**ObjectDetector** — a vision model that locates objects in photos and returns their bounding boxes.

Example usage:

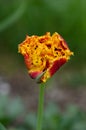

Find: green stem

[36,83,45,130]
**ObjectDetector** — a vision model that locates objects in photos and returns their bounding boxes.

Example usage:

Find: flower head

[18,32,73,83]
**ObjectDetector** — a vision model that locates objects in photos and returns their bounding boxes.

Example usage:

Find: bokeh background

[0,0,86,130]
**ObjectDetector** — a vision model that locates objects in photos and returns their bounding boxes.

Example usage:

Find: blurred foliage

[57,68,86,88]
[0,95,86,130]
[0,0,86,65]
[0,123,6,130]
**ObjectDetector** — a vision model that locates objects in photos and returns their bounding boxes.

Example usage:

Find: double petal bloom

[18,32,73,83]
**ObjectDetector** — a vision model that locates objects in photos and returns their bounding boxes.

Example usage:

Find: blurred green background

[0,0,86,130]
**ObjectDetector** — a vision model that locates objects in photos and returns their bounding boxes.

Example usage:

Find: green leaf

[0,123,7,130]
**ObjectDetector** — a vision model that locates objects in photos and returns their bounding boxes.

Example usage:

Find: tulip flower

[18,32,73,130]
[18,32,73,83]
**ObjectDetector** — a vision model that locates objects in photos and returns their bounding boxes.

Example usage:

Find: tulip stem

[36,83,45,130]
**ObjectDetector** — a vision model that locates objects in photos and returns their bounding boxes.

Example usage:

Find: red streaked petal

[59,35,69,50]
[49,58,67,76]
[29,71,42,79]
[24,54,32,69]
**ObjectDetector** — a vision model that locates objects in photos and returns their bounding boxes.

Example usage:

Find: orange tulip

[18,32,73,83]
